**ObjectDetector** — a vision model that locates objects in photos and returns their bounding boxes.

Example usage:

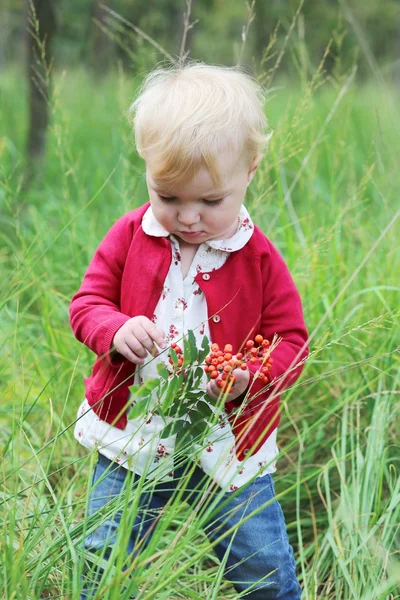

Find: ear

[247,153,263,184]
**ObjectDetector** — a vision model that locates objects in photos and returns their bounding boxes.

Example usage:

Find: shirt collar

[142,204,254,253]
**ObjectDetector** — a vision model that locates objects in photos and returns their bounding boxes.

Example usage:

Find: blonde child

[70,62,308,599]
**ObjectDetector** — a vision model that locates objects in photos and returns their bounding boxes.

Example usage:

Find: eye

[157,194,224,206]
[158,195,176,203]
[204,198,223,206]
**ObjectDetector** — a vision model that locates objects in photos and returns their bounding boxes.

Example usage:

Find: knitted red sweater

[70,203,308,461]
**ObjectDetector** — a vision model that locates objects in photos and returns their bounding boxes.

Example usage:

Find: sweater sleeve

[244,241,309,407]
[69,213,135,361]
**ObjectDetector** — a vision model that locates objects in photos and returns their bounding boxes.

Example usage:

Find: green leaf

[175,423,194,454]
[182,369,194,391]
[156,362,170,380]
[137,378,160,398]
[129,397,151,420]
[204,393,218,407]
[183,329,197,368]
[188,329,197,362]
[195,367,204,380]
[169,348,178,368]
[185,391,203,401]
[171,397,188,418]
[196,401,214,420]
[197,335,210,364]
[160,420,182,439]
[190,419,206,439]
[160,374,183,412]
[188,409,202,424]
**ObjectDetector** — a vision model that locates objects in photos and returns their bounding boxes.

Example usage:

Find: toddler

[70,62,308,599]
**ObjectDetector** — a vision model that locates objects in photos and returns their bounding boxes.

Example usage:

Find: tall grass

[0,53,399,599]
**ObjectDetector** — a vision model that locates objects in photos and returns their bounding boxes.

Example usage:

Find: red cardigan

[70,203,308,461]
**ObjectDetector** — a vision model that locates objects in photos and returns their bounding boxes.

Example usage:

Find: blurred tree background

[1,0,399,184]
[1,0,399,77]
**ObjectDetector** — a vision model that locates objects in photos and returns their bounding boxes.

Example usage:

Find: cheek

[152,203,175,227]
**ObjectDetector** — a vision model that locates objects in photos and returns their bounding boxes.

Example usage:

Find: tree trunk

[88,0,114,76]
[396,5,400,86]
[25,0,56,183]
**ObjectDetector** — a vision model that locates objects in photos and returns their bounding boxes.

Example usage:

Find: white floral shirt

[74,205,279,492]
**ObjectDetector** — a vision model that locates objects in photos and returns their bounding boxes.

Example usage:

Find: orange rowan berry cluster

[245,334,273,384]
[204,335,273,391]
[168,342,184,370]
[204,343,244,393]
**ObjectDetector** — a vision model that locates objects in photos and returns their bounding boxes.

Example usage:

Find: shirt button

[202,273,210,281]
[212,315,221,323]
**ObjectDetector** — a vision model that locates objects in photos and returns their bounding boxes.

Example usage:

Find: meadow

[0,62,399,599]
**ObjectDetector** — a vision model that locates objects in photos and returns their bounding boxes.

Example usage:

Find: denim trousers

[80,453,302,599]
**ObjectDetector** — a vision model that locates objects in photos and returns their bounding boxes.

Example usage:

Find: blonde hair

[129,62,272,189]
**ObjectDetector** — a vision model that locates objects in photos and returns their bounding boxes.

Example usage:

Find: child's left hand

[206,364,250,402]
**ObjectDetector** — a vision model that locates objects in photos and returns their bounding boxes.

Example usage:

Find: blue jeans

[80,453,301,599]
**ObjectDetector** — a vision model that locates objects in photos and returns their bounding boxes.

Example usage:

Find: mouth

[179,230,204,236]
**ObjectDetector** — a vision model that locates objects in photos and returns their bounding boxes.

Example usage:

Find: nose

[178,207,200,227]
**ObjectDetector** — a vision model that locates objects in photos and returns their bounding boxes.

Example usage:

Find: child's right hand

[112,316,167,365]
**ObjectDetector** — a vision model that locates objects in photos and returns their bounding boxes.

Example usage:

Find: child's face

[146,149,261,246]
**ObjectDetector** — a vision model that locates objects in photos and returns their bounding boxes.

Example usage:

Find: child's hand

[112,316,167,365]
[206,363,250,402]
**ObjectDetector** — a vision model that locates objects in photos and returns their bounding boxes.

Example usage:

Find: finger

[133,325,156,354]
[120,343,145,365]
[140,319,167,349]
[206,380,220,400]
[125,335,148,359]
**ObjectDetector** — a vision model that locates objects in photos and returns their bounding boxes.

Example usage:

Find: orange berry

[223,365,231,373]
[250,357,257,364]
[261,367,270,375]
[236,352,243,360]
[255,334,263,344]
[262,339,270,348]
[218,356,225,364]
[250,347,258,356]
[211,358,218,366]
[246,340,254,348]
[221,372,227,380]
[224,344,233,353]
[175,346,182,354]
[240,363,248,370]
[205,356,212,365]
[224,352,232,361]
[210,370,219,379]
[211,343,219,352]
[216,350,223,357]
